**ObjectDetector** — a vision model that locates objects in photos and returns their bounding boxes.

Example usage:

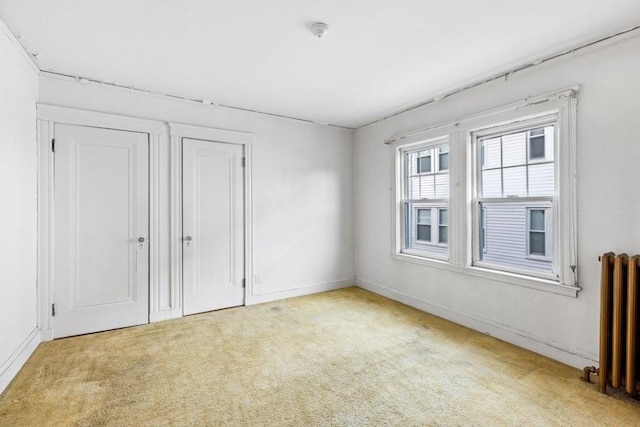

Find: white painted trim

[37,107,165,339]
[0,17,39,74]
[168,123,254,313]
[169,135,183,316]
[355,278,595,369]
[390,253,578,297]
[0,328,40,395]
[149,308,182,323]
[389,88,580,298]
[246,278,355,305]
[148,131,163,323]
[40,329,53,342]
[37,104,165,134]
[168,122,252,144]
[37,120,55,340]
[243,143,254,303]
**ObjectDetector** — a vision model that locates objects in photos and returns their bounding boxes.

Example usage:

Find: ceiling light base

[310,22,329,38]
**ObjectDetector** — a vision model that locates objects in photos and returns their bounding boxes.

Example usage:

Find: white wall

[38,74,355,313]
[354,33,640,368]
[0,25,39,393]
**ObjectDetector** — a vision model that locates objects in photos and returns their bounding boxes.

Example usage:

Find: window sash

[404,202,449,250]
[478,124,555,199]
[473,197,556,278]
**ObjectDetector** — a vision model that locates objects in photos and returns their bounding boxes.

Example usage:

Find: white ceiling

[1,1,639,128]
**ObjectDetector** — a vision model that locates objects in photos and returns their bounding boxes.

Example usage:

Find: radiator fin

[598,252,640,395]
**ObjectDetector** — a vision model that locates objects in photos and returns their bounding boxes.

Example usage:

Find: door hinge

[51,138,55,152]
[242,278,246,288]
[241,157,246,167]
[51,303,55,317]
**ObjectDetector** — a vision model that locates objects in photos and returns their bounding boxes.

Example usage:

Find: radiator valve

[582,366,598,383]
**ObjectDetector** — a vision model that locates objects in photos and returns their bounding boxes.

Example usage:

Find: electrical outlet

[255,274,261,285]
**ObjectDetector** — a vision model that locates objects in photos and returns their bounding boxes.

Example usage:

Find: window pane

[418,155,431,173]
[530,210,544,231]
[420,175,435,199]
[479,202,552,273]
[439,209,448,226]
[528,163,555,196]
[529,135,545,159]
[482,138,501,169]
[407,176,420,199]
[529,232,545,255]
[407,152,418,175]
[434,174,449,199]
[530,128,544,137]
[439,152,449,171]
[502,132,527,167]
[417,209,431,224]
[503,166,527,197]
[417,224,431,241]
[481,169,502,198]
[439,226,448,244]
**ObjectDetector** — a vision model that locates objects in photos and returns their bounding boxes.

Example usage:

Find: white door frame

[168,123,253,316]
[37,104,165,341]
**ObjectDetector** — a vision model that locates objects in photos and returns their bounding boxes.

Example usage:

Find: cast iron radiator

[584,252,640,395]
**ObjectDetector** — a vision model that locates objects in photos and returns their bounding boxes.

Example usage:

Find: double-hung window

[393,87,578,294]
[473,118,556,277]
[401,140,449,260]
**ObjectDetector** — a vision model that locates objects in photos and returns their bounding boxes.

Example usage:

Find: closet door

[182,138,244,315]
[53,124,149,338]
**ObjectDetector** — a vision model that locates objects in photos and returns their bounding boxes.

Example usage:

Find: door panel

[54,124,149,338]
[182,138,244,315]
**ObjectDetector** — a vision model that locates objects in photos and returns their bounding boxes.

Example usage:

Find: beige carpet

[1,287,638,426]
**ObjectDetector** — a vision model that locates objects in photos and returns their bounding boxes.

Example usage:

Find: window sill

[401,249,448,262]
[391,252,580,298]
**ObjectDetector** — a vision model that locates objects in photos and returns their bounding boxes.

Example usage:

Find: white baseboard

[246,277,355,305]
[40,328,53,342]
[0,328,40,396]
[149,308,182,323]
[356,278,597,369]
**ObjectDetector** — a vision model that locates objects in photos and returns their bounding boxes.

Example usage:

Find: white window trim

[471,115,557,280]
[525,207,552,261]
[528,128,547,160]
[398,136,451,261]
[409,205,448,252]
[389,86,579,298]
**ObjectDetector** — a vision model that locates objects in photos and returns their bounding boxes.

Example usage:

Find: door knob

[138,237,145,243]
[185,236,192,241]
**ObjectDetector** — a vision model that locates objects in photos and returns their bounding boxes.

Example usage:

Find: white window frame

[410,205,448,248]
[526,207,552,260]
[390,86,579,297]
[398,136,450,261]
[438,208,448,244]
[528,128,547,160]
[471,115,557,280]
[437,146,450,171]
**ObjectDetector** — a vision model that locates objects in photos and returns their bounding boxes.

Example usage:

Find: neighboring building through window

[402,141,449,259]
[393,88,578,292]
[474,122,555,276]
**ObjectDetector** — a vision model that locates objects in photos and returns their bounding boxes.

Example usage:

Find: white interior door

[53,124,149,338]
[182,138,244,315]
